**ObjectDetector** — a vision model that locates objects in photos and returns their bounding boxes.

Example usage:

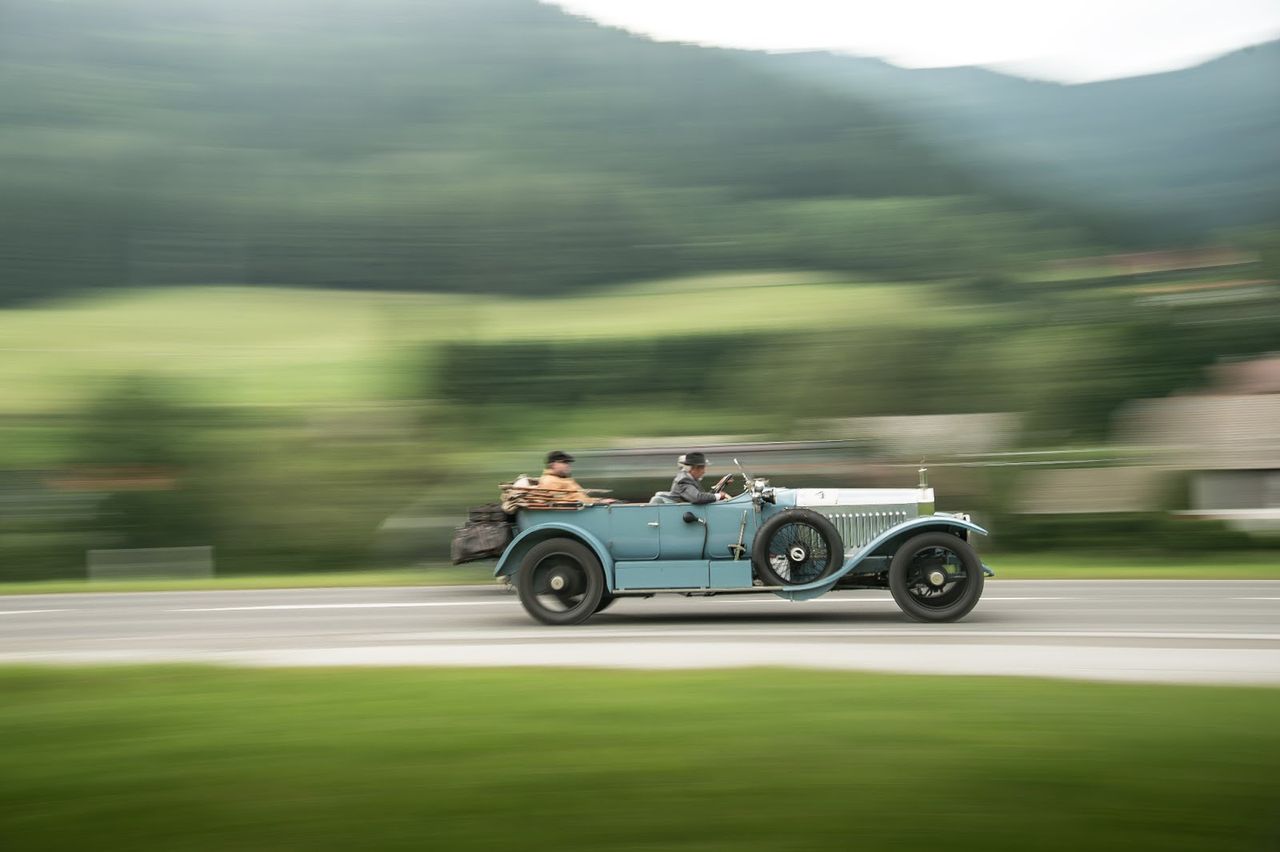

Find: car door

[607,505,660,560]
[658,498,756,559]
[648,501,752,588]
[655,503,707,559]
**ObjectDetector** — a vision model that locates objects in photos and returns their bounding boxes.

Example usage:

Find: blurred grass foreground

[1,666,1278,851]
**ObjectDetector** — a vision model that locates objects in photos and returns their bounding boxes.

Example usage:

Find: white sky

[548,0,1280,82]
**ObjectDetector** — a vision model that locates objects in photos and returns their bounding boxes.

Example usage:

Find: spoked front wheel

[888,531,984,622]
[751,509,843,587]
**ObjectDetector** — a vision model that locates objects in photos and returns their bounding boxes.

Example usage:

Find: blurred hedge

[993,512,1275,553]
[434,334,769,407]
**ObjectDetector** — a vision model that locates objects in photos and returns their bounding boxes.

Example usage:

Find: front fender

[775,515,988,600]
[494,523,615,587]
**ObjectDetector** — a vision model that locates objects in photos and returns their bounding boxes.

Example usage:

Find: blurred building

[813,413,1022,458]
[1119,356,1280,531]
[1014,466,1170,515]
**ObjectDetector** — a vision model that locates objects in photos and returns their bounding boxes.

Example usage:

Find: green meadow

[0,275,948,414]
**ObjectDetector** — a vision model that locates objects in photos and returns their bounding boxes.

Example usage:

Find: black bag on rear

[450,503,514,565]
[468,503,511,524]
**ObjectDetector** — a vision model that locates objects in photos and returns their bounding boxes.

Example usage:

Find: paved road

[2,581,1279,684]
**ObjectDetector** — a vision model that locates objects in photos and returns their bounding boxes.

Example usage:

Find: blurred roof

[814,413,1021,458]
[1016,466,1168,514]
[1208,355,1280,396]
[1120,394,1280,469]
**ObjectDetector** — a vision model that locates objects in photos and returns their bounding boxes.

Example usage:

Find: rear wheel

[888,532,984,622]
[516,538,604,625]
[752,509,843,587]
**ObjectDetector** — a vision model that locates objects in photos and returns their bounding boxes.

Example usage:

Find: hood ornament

[918,459,928,489]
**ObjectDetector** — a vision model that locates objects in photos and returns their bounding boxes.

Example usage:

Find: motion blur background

[2,0,1278,582]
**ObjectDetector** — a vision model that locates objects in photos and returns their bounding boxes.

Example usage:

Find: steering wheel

[711,473,734,495]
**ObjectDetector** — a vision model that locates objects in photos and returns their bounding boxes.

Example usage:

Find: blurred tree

[0,0,1103,305]
[73,377,216,549]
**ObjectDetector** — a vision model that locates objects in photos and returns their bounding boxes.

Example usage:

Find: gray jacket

[667,470,718,504]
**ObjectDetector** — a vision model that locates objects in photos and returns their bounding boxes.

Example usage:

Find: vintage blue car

[496,464,991,625]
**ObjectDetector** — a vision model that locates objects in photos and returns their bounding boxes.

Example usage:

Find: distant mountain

[0,0,1138,303]
[765,41,1280,233]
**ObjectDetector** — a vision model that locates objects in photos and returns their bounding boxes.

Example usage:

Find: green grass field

[0,566,496,595]
[1,666,1276,851]
[0,274,950,413]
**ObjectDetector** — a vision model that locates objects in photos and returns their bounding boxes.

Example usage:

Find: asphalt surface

[2,580,1279,684]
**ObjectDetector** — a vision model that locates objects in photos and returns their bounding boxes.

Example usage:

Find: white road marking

[361,627,1280,643]
[23,627,1280,646]
[0,609,69,616]
[5,644,1276,685]
[967,596,1070,601]
[172,601,514,612]
[720,596,1067,603]
[716,593,885,601]
[171,595,1066,613]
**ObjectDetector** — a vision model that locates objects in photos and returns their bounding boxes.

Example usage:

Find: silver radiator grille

[818,510,909,550]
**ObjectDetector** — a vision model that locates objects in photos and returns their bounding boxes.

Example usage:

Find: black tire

[888,531,984,623]
[516,537,605,626]
[593,594,617,614]
[752,509,843,587]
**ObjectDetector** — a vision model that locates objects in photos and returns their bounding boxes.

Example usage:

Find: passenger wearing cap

[537,451,612,505]
[667,452,729,504]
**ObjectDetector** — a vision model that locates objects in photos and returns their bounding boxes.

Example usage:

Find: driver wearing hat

[537,450,612,504]
[668,451,729,504]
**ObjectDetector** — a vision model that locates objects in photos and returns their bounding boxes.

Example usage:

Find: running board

[611,586,783,596]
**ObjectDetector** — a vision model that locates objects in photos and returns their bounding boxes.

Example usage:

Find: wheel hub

[788,545,808,563]
[549,574,566,591]
[927,569,947,587]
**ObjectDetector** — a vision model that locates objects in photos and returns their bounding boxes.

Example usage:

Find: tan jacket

[536,468,597,504]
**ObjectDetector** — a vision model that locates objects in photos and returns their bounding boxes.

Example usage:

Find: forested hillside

[1,0,1105,303]
[767,41,1280,234]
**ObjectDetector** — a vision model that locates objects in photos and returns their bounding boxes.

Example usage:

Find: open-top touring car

[492,462,992,625]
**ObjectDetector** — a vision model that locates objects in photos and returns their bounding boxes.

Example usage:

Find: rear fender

[774,515,988,600]
[494,524,615,589]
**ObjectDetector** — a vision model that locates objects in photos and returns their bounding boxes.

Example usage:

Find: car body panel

[615,560,709,589]
[609,506,661,560]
